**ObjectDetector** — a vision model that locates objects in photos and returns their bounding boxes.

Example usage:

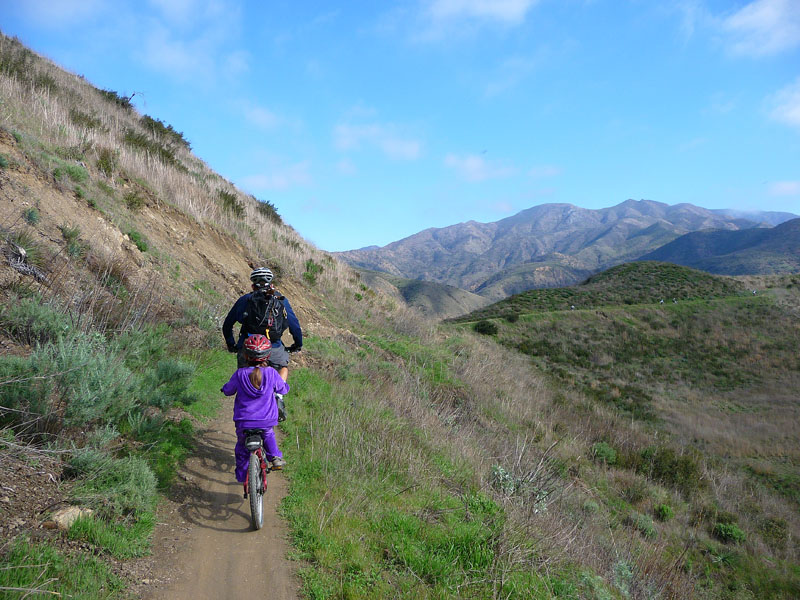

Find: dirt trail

[137,398,298,600]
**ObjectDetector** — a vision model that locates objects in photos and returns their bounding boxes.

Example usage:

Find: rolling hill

[639,217,800,275]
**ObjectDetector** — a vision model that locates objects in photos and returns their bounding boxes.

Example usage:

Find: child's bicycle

[242,428,270,530]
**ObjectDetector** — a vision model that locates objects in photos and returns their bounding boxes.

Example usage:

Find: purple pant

[234,426,281,482]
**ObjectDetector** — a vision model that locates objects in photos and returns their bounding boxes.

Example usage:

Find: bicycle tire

[248,450,264,530]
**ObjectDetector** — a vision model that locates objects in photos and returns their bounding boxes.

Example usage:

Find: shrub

[639,446,702,495]
[0,295,70,345]
[140,115,190,150]
[256,197,282,223]
[23,207,39,224]
[8,230,44,266]
[303,258,323,285]
[69,109,104,131]
[654,503,674,522]
[123,129,179,167]
[60,223,81,243]
[582,499,600,514]
[626,512,656,538]
[96,147,117,177]
[124,189,145,211]
[713,522,746,544]
[68,449,157,519]
[504,312,519,323]
[218,189,244,218]
[53,163,88,183]
[473,320,498,335]
[126,228,148,252]
[0,154,9,168]
[97,88,133,111]
[591,441,617,466]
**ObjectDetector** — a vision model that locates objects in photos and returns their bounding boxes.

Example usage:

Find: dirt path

[136,398,298,600]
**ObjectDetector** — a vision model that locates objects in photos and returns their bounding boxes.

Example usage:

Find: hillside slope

[2,33,799,600]
[639,217,800,274]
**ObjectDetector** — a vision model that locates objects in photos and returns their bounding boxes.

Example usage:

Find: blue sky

[2,0,799,251]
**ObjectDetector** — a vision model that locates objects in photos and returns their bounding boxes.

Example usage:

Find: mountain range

[337,200,798,302]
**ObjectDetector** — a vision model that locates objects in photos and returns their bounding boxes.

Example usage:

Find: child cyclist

[221,334,289,487]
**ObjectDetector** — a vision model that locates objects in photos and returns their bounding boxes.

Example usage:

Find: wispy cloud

[427,0,538,25]
[767,77,800,129]
[336,158,357,176]
[444,153,516,181]
[485,55,540,97]
[528,165,563,178]
[721,0,800,57]
[242,103,280,129]
[9,0,111,28]
[769,181,800,196]
[334,123,422,160]
[240,161,312,191]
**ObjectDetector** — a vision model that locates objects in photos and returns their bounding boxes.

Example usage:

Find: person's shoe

[271,457,286,470]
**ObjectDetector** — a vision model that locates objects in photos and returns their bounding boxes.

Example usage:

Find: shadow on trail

[168,427,254,533]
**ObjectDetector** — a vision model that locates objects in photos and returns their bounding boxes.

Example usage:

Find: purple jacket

[221,366,289,428]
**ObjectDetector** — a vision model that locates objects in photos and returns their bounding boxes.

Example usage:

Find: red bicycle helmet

[243,334,271,362]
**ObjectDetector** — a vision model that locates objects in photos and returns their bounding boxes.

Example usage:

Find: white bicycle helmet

[249,267,274,284]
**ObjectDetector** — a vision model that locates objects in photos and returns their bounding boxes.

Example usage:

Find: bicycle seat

[243,429,265,451]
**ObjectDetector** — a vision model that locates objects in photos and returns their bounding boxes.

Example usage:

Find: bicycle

[242,428,270,530]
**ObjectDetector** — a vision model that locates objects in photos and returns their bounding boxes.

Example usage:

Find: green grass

[279,338,574,599]
[0,538,128,599]
[69,512,155,558]
[185,348,229,421]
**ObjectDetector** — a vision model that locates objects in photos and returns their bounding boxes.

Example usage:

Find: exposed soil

[130,396,299,600]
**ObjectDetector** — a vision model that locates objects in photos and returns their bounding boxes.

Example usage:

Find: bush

[473,320,498,335]
[97,88,133,111]
[140,115,190,150]
[53,163,88,183]
[124,189,145,211]
[591,441,617,466]
[68,449,157,519]
[303,258,323,285]
[654,503,674,522]
[256,197,282,224]
[123,129,179,167]
[69,109,105,131]
[218,189,244,218]
[23,207,39,224]
[96,147,117,177]
[639,446,702,495]
[126,228,148,252]
[626,512,656,538]
[713,522,746,544]
[504,312,519,323]
[0,295,71,345]
[0,154,9,168]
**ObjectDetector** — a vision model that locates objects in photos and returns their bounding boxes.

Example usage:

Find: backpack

[241,291,288,343]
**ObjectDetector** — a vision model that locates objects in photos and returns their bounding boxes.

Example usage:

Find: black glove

[277,397,286,422]
[287,343,301,353]
[227,343,237,353]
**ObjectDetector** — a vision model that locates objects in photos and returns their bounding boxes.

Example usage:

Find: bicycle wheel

[248,450,264,530]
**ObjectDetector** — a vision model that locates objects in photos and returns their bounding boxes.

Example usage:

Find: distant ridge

[639,218,800,275]
[337,199,778,299]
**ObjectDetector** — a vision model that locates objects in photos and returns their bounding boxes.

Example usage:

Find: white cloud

[768,77,800,129]
[769,181,800,196]
[428,0,538,24]
[722,0,800,57]
[485,55,540,97]
[528,165,563,178]
[444,153,516,181]
[240,162,312,191]
[336,158,357,175]
[243,104,280,129]
[334,123,421,160]
[10,0,110,28]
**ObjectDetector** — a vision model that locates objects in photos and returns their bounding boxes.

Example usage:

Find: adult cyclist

[222,267,302,383]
